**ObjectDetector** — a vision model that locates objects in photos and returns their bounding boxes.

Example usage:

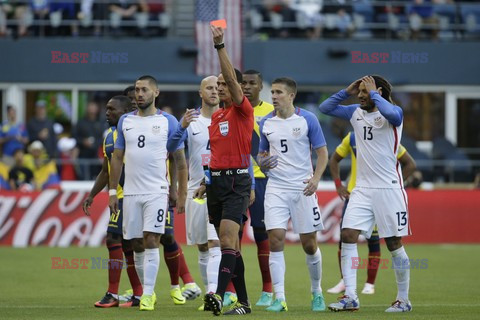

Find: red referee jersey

[209,96,254,169]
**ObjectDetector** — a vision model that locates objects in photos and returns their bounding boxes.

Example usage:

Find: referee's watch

[214,43,225,50]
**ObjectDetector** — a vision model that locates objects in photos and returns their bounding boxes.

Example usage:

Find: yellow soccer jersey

[104,127,124,199]
[336,132,407,193]
[251,100,274,178]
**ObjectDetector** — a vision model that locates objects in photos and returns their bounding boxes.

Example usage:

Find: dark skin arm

[108,148,125,214]
[83,158,109,216]
[399,150,416,181]
[171,148,188,214]
[329,151,350,200]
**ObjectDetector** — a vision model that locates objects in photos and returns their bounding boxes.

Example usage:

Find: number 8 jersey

[114,110,180,195]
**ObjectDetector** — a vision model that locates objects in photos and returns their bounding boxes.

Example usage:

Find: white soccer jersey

[259,108,326,191]
[186,114,211,191]
[350,108,404,188]
[115,110,180,195]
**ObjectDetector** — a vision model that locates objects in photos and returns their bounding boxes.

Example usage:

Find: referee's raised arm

[211,25,243,105]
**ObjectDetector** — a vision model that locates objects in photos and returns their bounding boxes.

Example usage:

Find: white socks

[306,248,322,294]
[341,242,358,299]
[198,250,209,288]
[391,246,410,302]
[143,248,160,295]
[269,251,286,301]
[134,251,145,286]
[207,246,221,293]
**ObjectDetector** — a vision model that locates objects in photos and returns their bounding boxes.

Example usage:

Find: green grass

[1,244,479,319]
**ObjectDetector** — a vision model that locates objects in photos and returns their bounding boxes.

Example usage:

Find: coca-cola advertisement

[1,189,479,247]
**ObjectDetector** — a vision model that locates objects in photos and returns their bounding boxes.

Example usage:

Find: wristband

[334,178,342,189]
[108,189,117,196]
[214,43,225,50]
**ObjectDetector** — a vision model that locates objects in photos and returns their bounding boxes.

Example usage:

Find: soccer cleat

[204,293,223,316]
[170,287,186,305]
[139,294,155,311]
[255,291,273,306]
[223,291,238,308]
[327,279,345,294]
[223,301,252,315]
[328,295,359,312]
[361,283,375,295]
[94,292,119,308]
[311,292,326,311]
[118,289,133,302]
[181,283,202,300]
[385,300,412,312]
[266,299,288,312]
[198,302,212,311]
[119,296,140,307]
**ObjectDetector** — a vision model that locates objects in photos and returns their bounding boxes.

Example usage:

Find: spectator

[254,0,297,38]
[321,0,355,38]
[0,159,9,190]
[23,140,60,190]
[138,0,170,36]
[27,100,57,159]
[289,0,324,38]
[74,101,106,180]
[108,0,138,36]
[30,0,51,36]
[48,0,79,36]
[1,105,29,166]
[57,136,78,181]
[8,148,34,191]
[0,0,10,37]
[78,0,107,36]
[409,0,439,40]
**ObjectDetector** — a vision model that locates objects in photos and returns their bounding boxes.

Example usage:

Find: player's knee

[302,241,317,255]
[132,238,144,252]
[122,239,133,252]
[160,233,174,246]
[208,239,220,249]
[340,228,359,243]
[197,243,208,252]
[385,237,402,251]
[106,232,121,247]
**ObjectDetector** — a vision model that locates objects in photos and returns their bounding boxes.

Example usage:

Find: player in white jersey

[319,75,412,313]
[257,77,329,313]
[167,76,221,310]
[109,75,187,312]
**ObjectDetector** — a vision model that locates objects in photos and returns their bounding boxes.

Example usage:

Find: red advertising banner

[0,189,479,247]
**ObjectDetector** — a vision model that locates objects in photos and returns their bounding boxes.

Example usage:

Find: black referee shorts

[206,168,251,228]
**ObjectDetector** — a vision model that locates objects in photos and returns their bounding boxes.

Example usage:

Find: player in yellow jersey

[83,96,143,307]
[327,131,416,295]
[242,69,275,307]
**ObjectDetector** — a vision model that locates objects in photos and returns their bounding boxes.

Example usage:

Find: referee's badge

[219,121,229,136]
[292,127,301,137]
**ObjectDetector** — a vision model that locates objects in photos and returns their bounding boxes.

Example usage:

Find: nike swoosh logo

[266,132,273,136]
[356,118,362,121]
[154,224,161,228]
[126,128,133,131]
[313,223,321,227]
[397,226,406,232]
[192,132,200,135]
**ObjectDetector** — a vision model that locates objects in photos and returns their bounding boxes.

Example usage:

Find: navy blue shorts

[164,206,174,235]
[249,178,267,229]
[107,198,123,235]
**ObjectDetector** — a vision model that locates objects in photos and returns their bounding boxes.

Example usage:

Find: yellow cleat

[170,287,186,305]
[139,294,155,311]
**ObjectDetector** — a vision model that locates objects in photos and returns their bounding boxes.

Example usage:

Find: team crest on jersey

[292,127,301,137]
[374,116,383,125]
[152,124,161,135]
[219,121,229,136]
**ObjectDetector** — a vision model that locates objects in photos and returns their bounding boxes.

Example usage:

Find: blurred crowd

[1,1,479,40]
[0,101,108,191]
[0,0,170,37]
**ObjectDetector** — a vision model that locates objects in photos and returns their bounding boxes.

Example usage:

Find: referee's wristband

[334,178,342,189]
[108,189,117,196]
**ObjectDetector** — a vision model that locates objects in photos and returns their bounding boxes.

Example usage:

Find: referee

[199,25,254,316]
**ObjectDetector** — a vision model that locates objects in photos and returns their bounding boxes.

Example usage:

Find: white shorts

[185,190,218,245]
[264,191,324,234]
[343,187,410,239]
[123,193,168,240]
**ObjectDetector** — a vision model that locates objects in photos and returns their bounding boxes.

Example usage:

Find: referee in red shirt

[199,25,254,316]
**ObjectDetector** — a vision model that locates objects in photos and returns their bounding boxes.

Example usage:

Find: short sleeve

[336,133,352,158]
[114,115,126,150]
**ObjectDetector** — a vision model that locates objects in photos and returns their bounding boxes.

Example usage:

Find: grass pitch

[1,244,479,319]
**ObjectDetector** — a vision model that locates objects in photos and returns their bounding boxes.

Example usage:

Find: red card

[210,19,227,29]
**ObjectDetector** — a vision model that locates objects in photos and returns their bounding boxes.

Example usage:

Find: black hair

[137,75,158,88]
[272,77,297,95]
[234,68,243,84]
[123,85,135,96]
[110,95,131,112]
[371,75,393,103]
[243,69,263,82]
